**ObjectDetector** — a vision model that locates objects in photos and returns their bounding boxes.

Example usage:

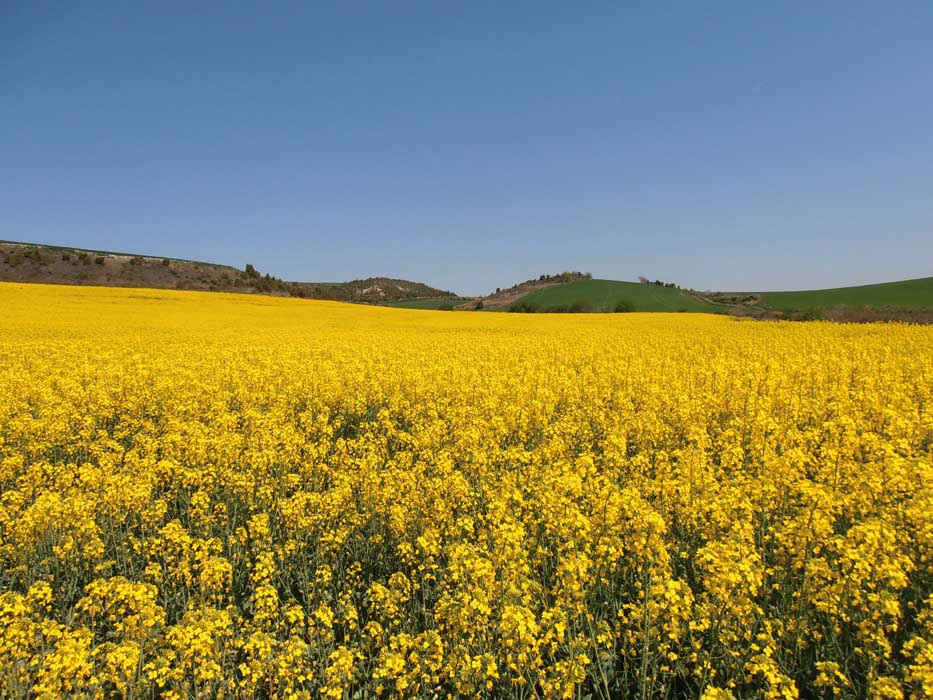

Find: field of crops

[1,282,932,700]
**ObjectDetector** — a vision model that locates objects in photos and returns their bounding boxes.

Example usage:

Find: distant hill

[490,274,933,322]
[701,277,933,322]
[326,277,459,304]
[758,277,933,310]
[505,278,723,313]
[4,240,928,321]
[0,241,459,304]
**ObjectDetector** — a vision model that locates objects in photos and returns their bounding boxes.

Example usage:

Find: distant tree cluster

[537,271,591,283]
[508,300,599,314]
[244,264,311,297]
[639,276,679,289]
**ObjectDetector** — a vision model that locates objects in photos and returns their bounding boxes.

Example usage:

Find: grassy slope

[513,279,723,312]
[759,277,933,310]
[382,297,461,309]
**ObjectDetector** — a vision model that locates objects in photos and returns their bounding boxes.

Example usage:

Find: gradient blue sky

[3,2,931,296]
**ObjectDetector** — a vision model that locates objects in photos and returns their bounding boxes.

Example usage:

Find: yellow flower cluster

[0,282,932,699]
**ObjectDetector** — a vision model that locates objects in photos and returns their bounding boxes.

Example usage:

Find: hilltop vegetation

[0,241,457,304]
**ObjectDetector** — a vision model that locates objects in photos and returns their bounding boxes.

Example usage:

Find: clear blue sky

[3,2,931,296]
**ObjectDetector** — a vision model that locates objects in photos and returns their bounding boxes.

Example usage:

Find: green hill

[757,277,933,311]
[510,278,723,313]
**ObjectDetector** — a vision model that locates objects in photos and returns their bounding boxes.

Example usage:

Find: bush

[94,256,105,265]
[474,301,484,310]
[61,252,70,261]
[568,300,593,313]
[162,258,171,267]
[790,308,824,321]
[614,300,633,313]
[245,263,261,279]
[509,302,540,313]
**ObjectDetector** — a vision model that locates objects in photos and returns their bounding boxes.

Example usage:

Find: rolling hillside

[0,240,458,304]
[508,278,723,313]
[4,240,928,320]
[756,276,933,310]
[497,275,933,321]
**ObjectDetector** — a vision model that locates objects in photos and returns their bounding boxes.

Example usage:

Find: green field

[758,276,933,311]
[382,297,461,310]
[510,279,723,313]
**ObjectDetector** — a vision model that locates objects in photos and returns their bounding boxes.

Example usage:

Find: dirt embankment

[0,242,251,292]
[461,272,591,310]
[461,280,562,309]
[0,242,458,303]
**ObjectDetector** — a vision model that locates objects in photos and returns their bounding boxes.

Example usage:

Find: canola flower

[0,281,932,700]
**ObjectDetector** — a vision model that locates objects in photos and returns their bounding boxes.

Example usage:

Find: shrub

[614,300,633,313]
[162,258,171,267]
[790,308,824,321]
[23,248,43,264]
[94,256,105,265]
[568,300,593,313]
[509,301,541,313]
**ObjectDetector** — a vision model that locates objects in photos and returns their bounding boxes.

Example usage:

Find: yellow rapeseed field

[1,282,932,700]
